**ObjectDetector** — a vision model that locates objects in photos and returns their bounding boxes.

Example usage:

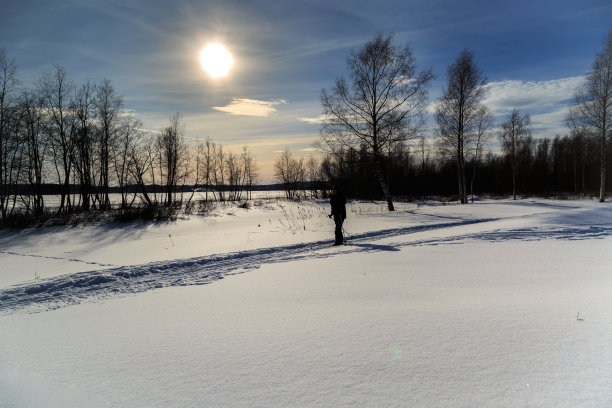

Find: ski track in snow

[2,214,611,315]
[0,250,115,267]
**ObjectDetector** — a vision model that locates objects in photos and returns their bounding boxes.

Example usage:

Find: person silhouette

[329,185,346,245]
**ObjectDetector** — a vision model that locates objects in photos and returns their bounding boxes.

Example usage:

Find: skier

[329,185,347,246]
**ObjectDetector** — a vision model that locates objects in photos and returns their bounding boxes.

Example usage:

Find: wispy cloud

[212,98,286,117]
[483,76,583,113]
[483,76,585,137]
[136,128,162,135]
[297,114,333,124]
[530,107,572,137]
[423,76,585,140]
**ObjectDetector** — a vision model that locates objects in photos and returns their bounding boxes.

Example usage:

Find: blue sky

[2,0,611,181]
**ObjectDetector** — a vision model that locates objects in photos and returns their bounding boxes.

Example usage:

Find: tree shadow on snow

[3,214,611,315]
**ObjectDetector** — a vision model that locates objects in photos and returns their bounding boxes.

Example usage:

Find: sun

[200,43,234,78]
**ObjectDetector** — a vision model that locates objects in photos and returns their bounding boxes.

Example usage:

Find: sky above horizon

[2,0,611,181]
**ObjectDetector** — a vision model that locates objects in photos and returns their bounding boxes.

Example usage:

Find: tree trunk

[457,133,467,204]
[512,158,517,200]
[373,152,394,211]
[460,156,467,204]
[0,140,5,220]
[470,158,477,203]
[600,129,607,202]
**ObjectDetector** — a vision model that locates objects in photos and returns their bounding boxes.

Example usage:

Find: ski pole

[342,226,353,243]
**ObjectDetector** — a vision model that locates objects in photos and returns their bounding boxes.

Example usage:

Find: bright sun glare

[200,43,234,78]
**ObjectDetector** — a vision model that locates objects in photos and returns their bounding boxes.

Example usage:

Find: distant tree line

[273,148,324,200]
[298,130,607,201]
[0,52,258,226]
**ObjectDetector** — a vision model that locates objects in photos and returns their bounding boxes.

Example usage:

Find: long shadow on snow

[0,217,495,314]
[3,216,611,315]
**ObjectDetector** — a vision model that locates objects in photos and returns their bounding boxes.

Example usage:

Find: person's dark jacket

[330,191,346,221]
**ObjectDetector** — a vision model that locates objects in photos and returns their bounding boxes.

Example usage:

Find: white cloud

[425,101,440,115]
[394,76,416,86]
[212,98,286,117]
[427,76,583,118]
[530,107,571,136]
[136,128,162,135]
[297,114,333,124]
[424,77,585,139]
[482,77,585,137]
[483,76,583,113]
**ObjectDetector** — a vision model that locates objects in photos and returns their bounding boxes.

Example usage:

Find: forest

[317,132,609,201]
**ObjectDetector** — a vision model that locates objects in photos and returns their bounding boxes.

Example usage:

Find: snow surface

[1,198,612,407]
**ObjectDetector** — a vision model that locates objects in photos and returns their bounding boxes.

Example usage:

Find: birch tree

[241,145,258,200]
[0,49,21,219]
[567,29,612,202]
[320,33,432,211]
[500,108,531,200]
[72,81,97,210]
[113,114,143,208]
[468,105,492,202]
[157,113,186,206]
[18,90,47,215]
[95,79,122,209]
[436,49,487,204]
[274,149,305,200]
[37,65,75,213]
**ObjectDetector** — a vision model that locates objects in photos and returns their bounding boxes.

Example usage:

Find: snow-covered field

[1,198,611,407]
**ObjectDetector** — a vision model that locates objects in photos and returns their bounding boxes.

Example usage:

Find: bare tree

[211,142,226,201]
[157,113,186,206]
[203,138,215,202]
[305,156,322,198]
[500,108,530,200]
[176,142,193,205]
[37,65,76,213]
[112,114,143,208]
[319,33,433,211]
[274,149,305,200]
[225,152,243,201]
[0,49,21,219]
[72,80,97,210]
[127,130,155,207]
[95,79,122,209]
[468,105,492,202]
[436,49,488,204]
[417,135,430,175]
[18,89,47,215]
[241,145,258,200]
[567,29,612,202]
[186,141,204,207]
